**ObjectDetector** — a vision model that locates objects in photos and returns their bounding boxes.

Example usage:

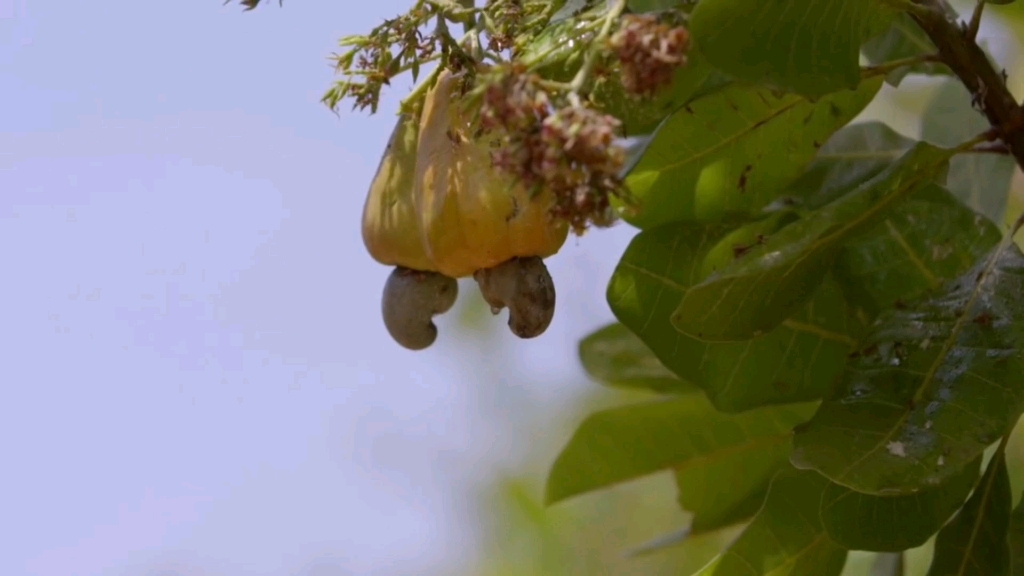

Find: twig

[911,0,1024,170]
[966,0,986,41]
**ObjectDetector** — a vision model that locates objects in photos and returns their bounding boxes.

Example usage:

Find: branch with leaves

[227,0,1024,572]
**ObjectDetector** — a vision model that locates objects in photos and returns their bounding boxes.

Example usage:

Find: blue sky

[0,2,632,574]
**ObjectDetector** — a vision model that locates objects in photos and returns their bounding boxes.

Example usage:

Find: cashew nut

[473,256,556,339]
[382,267,459,350]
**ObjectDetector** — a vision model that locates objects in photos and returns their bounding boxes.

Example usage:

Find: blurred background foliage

[443,3,1024,575]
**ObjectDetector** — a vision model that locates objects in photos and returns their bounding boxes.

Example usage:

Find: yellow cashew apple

[413,70,569,279]
[361,112,436,273]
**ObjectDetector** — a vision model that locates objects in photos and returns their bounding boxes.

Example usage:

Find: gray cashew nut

[473,256,556,339]
[382,267,459,350]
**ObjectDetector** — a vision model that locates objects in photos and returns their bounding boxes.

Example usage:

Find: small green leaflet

[927,450,1013,576]
[792,233,1024,496]
[578,322,697,394]
[619,77,881,229]
[672,142,953,342]
[691,468,847,576]
[544,395,816,505]
[608,223,861,412]
[819,456,980,551]
[689,0,894,97]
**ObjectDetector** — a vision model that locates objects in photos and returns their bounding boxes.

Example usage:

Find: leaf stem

[860,54,941,79]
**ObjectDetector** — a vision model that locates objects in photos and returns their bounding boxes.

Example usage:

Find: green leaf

[578,322,698,394]
[692,468,848,576]
[927,450,1013,576]
[672,142,953,342]
[619,77,882,229]
[792,237,1024,496]
[674,448,779,533]
[1011,493,1024,575]
[819,456,981,552]
[862,13,951,87]
[689,0,893,97]
[834,183,1003,316]
[544,395,816,505]
[921,78,1016,224]
[608,223,862,412]
[783,121,917,211]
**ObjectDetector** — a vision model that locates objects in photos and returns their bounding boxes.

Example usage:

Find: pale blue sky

[0,2,632,575]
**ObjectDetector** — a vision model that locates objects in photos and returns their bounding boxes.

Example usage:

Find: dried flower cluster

[480,66,627,234]
[608,14,690,97]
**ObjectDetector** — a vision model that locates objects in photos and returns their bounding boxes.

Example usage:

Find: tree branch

[910,1,1024,168]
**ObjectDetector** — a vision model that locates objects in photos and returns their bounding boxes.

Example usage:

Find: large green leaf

[689,0,893,97]
[819,456,981,552]
[862,12,951,87]
[608,223,861,413]
[927,451,1013,576]
[692,468,848,576]
[921,78,1016,224]
[783,121,917,211]
[672,142,953,342]
[544,395,816,505]
[834,184,1003,316]
[1011,493,1024,575]
[792,237,1024,496]
[619,77,882,229]
[578,322,697,394]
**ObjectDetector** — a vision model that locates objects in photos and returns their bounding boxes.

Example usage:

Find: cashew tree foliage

[232,0,1024,572]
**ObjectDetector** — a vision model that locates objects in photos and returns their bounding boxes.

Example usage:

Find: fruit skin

[362,112,437,273]
[381,267,459,350]
[413,70,569,280]
[474,256,556,339]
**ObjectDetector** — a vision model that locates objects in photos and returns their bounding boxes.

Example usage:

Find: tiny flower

[608,14,690,97]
